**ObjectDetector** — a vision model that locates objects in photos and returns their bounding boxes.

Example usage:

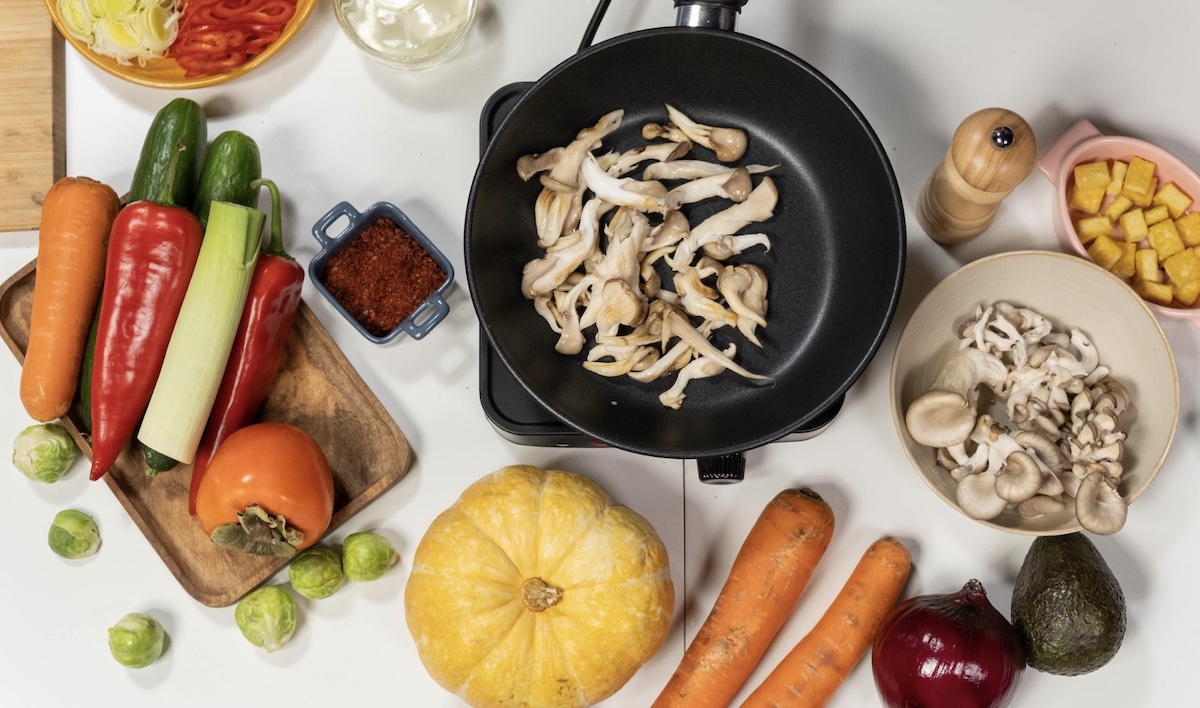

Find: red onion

[871,579,1025,708]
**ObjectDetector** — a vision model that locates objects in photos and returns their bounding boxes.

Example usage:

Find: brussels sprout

[13,423,78,483]
[108,613,165,668]
[235,585,296,652]
[342,531,398,582]
[48,509,100,559]
[288,546,344,600]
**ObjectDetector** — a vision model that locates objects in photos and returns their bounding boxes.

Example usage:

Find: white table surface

[2,1,1198,706]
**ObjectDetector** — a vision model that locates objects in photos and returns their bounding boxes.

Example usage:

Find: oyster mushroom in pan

[906,302,1133,533]
[516,106,779,408]
[605,140,692,177]
[665,166,753,209]
[666,176,777,269]
[538,109,624,193]
[643,104,749,163]
[643,159,778,181]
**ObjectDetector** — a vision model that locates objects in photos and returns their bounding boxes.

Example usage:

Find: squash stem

[520,577,563,611]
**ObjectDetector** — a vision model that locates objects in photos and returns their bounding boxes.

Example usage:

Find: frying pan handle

[697,453,746,484]
[674,0,748,30]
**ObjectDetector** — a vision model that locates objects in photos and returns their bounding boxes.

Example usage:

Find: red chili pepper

[89,203,204,481]
[188,178,303,514]
[171,0,295,78]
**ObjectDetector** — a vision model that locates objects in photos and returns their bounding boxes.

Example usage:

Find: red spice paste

[322,217,445,337]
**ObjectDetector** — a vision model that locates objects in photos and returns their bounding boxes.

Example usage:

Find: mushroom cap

[710,127,749,162]
[721,167,753,202]
[1014,430,1067,472]
[930,347,1008,401]
[956,470,1009,520]
[1018,494,1068,519]
[995,451,1043,503]
[1076,471,1128,535]
[905,389,977,448]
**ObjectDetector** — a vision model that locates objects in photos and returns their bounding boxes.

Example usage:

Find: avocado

[1010,532,1127,676]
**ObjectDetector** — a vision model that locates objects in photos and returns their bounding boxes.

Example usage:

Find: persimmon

[195,422,334,557]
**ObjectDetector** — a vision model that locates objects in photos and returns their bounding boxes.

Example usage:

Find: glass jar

[334,0,479,71]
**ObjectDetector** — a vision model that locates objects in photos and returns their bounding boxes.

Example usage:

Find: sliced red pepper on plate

[188,178,303,514]
[171,0,296,78]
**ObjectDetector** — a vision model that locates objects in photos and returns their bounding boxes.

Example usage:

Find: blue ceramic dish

[310,201,454,343]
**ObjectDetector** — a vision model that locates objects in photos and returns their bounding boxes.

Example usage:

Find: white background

[2,1,1198,706]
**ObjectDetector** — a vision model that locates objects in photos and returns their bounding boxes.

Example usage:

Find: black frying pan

[465,0,904,471]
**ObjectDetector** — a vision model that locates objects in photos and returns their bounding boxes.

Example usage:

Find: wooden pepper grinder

[917,108,1037,245]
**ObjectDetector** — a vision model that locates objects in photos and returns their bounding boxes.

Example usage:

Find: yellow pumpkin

[404,464,675,707]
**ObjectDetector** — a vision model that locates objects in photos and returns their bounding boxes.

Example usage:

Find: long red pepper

[187,178,303,514]
[89,147,205,481]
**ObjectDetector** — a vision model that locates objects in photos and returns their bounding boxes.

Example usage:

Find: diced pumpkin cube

[1173,279,1200,306]
[1175,212,1200,247]
[1103,195,1134,222]
[1147,219,1185,258]
[1070,161,1111,214]
[1144,205,1171,225]
[1125,177,1157,207]
[1075,216,1113,244]
[1086,234,1124,270]
[1135,248,1161,282]
[1111,241,1137,278]
[1153,182,1193,219]
[1118,208,1149,242]
[1162,247,1200,286]
[1123,156,1157,196]
[1107,161,1128,196]
[1135,278,1175,306]
[1074,160,1111,190]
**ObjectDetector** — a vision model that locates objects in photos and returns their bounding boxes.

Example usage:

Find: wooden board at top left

[0,2,65,232]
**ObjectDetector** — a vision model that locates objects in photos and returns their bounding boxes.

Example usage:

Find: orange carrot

[740,537,913,708]
[653,488,836,708]
[20,176,120,422]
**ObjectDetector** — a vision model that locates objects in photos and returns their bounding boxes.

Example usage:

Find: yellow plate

[44,0,317,90]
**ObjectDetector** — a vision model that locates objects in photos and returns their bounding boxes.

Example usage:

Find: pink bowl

[1037,119,1200,329]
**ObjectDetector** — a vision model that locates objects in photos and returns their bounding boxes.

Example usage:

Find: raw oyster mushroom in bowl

[890,250,1179,536]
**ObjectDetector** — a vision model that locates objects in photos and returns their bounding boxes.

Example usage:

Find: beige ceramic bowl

[1038,118,1200,329]
[890,250,1179,535]
[45,0,316,89]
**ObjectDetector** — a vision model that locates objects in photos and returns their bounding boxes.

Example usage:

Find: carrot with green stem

[20,176,120,422]
[741,537,913,708]
[653,487,836,708]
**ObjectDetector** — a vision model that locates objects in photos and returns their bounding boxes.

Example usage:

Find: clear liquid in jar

[339,0,476,69]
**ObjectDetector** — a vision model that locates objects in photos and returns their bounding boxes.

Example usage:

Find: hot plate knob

[698,453,746,484]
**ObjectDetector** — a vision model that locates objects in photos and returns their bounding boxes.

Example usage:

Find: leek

[138,201,264,464]
[57,0,180,67]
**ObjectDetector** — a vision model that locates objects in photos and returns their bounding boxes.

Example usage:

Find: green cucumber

[76,308,100,433]
[192,130,263,229]
[142,444,178,476]
[127,98,207,207]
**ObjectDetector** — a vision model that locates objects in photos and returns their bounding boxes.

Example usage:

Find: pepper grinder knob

[917,107,1037,245]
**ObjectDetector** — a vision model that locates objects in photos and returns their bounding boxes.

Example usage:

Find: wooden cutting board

[0,261,414,606]
[0,1,65,232]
